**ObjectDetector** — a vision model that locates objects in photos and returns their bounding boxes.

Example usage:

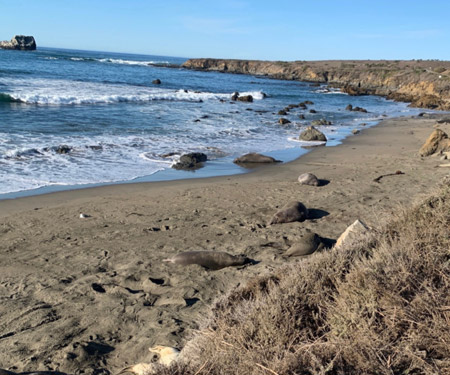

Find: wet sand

[0,114,449,373]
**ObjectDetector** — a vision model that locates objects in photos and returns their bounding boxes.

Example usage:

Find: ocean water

[0,47,421,198]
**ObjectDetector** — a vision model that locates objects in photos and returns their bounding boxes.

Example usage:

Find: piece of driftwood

[373,170,405,183]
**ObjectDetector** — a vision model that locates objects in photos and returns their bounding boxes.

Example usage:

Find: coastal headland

[183,58,450,110]
[0,113,449,373]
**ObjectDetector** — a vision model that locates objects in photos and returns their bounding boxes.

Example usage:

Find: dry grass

[159,181,450,375]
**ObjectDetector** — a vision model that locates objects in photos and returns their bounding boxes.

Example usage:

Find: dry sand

[0,114,449,374]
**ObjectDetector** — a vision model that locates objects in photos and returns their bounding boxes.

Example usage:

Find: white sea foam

[98,58,169,66]
[0,77,266,105]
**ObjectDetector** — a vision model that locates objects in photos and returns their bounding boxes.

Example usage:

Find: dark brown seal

[164,251,249,270]
[284,232,322,257]
[269,201,308,225]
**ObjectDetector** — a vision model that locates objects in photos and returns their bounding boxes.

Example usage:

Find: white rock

[335,219,370,250]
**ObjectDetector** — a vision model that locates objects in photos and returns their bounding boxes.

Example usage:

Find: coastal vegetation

[160,179,450,375]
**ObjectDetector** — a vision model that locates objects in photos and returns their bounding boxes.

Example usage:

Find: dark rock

[299,114,305,120]
[278,118,291,125]
[237,95,253,102]
[309,83,321,87]
[152,79,161,84]
[345,104,353,111]
[233,153,281,164]
[299,126,327,142]
[353,106,368,113]
[0,35,36,50]
[172,152,207,170]
[288,104,299,108]
[309,109,317,114]
[298,103,307,109]
[311,118,332,126]
[304,100,314,105]
[278,110,288,115]
[231,92,240,101]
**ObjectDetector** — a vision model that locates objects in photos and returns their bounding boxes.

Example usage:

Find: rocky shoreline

[182,58,450,110]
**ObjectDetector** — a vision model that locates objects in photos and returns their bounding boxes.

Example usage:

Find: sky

[1,0,449,60]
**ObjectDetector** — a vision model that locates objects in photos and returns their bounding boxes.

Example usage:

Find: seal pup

[284,232,323,257]
[269,201,308,225]
[297,172,319,186]
[164,251,249,270]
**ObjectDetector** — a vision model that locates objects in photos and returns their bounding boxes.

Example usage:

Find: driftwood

[373,170,405,183]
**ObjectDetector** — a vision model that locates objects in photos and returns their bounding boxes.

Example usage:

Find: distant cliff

[183,59,450,110]
[0,35,36,50]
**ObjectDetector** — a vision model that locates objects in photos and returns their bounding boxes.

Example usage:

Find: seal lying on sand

[284,232,323,257]
[149,346,180,365]
[269,201,308,224]
[164,251,249,270]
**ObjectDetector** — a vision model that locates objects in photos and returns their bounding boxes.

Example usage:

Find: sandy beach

[1,113,449,373]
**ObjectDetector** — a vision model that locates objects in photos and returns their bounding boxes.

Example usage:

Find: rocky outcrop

[419,129,450,156]
[182,59,450,110]
[299,126,327,142]
[0,35,36,50]
[172,153,207,170]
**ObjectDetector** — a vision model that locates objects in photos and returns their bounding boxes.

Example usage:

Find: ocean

[0,47,421,199]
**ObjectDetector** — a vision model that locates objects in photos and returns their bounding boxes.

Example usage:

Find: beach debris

[172,152,207,170]
[164,251,249,270]
[234,153,281,165]
[297,172,320,186]
[335,219,370,250]
[373,170,404,183]
[299,126,327,142]
[278,118,291,125]
[152,79,161,84]
[438,163,450,167]
[79,213,90,219]
[284,232,323,257]
[269,201,308,225]
[419,129,450,156]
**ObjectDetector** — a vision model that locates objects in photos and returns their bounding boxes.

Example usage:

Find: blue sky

[1,0,449,60]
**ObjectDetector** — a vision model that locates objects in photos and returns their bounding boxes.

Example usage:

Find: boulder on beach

[0,35,36,50]
[172,152,207,170]
[298,172,320,186]
[335,219,370,250]
[233,153,281,164]
[419,129,450,157]
[269,201,308,225]
[299,126,327,142]
[284,232,322,257]
[279,118,291,125]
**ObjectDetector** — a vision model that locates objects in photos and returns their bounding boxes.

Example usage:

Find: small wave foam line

[1,78,266,105]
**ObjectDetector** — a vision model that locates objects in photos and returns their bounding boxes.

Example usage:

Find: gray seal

[284,232,322,257]
[164,251,249,270]
[269,201,308,224]
[298,172,319,186]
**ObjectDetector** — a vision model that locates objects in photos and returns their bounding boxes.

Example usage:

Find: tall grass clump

[161,181,450,375]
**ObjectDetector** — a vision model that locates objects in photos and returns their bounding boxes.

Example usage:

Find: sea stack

[0,35,36,50]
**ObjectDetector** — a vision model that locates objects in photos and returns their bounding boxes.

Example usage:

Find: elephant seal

[298,172,319,186]
[284,232,322,257]
[233,153,281,164]
[269,201,308,225]
[164,251,249,270]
